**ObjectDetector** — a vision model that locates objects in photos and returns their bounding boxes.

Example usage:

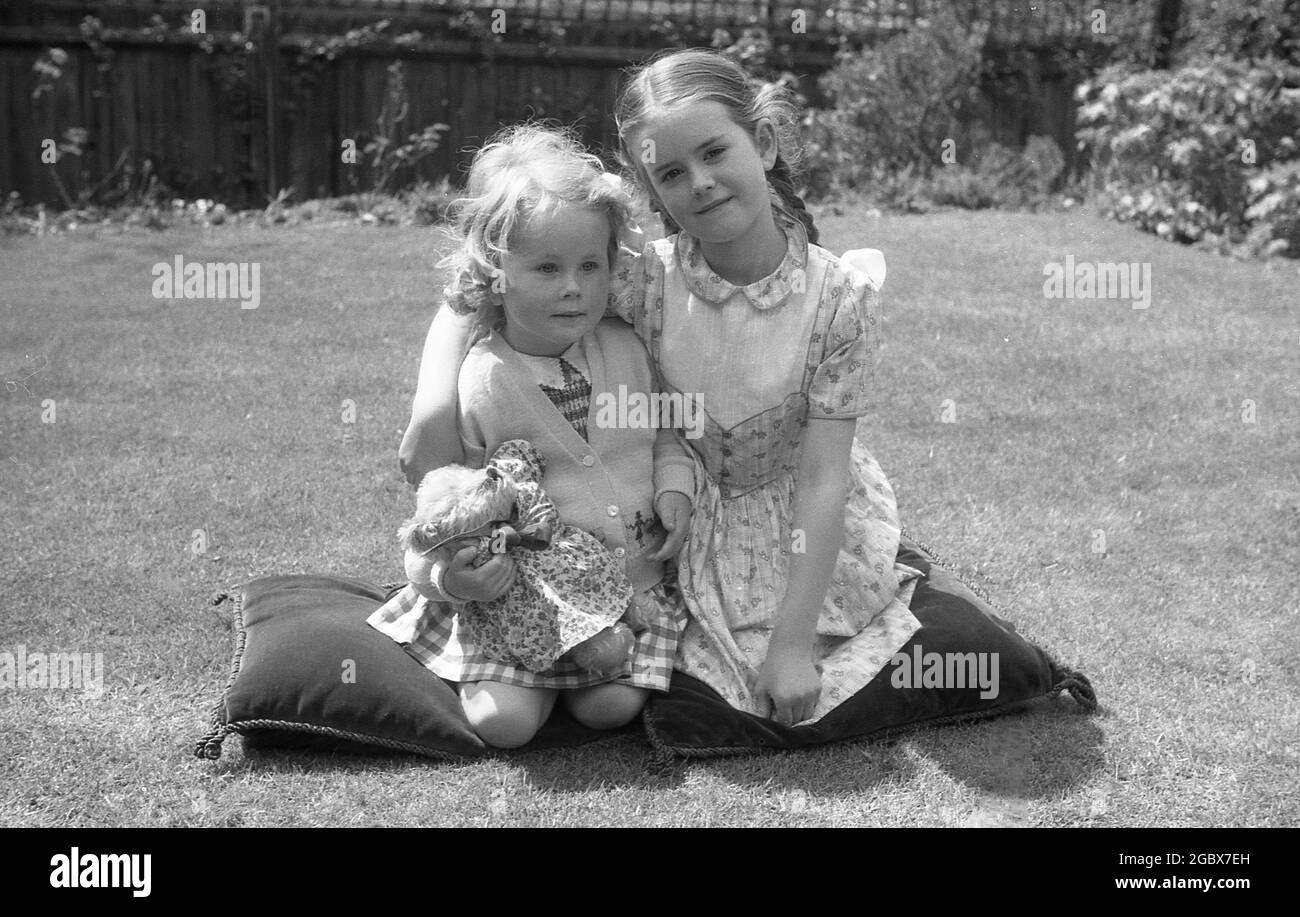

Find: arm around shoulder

[399,306,477,482]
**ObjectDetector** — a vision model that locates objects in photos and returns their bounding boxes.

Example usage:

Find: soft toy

[401,439,637,676]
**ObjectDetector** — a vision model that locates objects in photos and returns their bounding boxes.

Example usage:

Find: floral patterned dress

[428,439,637,673]
[368,344,683,693]
[612,221,923,723]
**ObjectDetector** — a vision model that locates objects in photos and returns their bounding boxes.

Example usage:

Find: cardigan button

[582,455,595,467]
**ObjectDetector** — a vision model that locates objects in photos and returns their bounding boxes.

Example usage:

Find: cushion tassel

[1052,665,1098,713]
[195,588,242,759]
[194,723,231,760]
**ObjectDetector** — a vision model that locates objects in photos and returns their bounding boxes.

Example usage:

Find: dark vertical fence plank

[16,50,42,204]
[0,0,1151,205]
[115,44,136,196]
[1,53,29,203]
[191,47,216,199]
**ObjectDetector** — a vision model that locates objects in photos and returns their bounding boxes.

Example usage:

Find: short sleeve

[808,267,881,418]
[608,243,648,325]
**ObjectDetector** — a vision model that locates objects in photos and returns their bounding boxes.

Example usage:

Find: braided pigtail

[768,153,818,246]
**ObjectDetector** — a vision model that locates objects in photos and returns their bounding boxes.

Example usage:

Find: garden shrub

[1076,55,1300,256]
[1244,160,1300,257]
[803,8,987,200]
[1175,0,1300,66]
[801,10,1066,212]
[926,135,1067,210]
[403,178,457,226]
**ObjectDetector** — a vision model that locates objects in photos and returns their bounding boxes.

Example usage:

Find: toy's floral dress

[612,222,923,723]
[370,440,635,674]
[457,440,637,671]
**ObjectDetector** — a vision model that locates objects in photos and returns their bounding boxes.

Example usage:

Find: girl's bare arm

[398,306,477,483]
[754,416,856,725]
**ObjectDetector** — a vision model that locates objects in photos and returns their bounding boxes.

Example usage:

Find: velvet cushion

[195,574,610,760]
[640,534,1097,756]
[197,539,1095,760]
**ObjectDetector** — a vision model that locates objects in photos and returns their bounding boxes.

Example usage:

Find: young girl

[374,124,693,749]
[401,50,922,729]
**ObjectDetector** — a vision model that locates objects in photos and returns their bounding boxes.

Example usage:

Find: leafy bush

[801,11,1066,211]
[925,166,1005,210]
[808,130,1066,213]
[403,178,457,226]
[998,134,1068,200]
[1077,56,1300,256]
[804,8,988,198]
[926,136,1067,210]
[1243,160,1300,257]
[1176,0,1300,66]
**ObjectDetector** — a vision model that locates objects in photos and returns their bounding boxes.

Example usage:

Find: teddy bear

[400,439,637,676]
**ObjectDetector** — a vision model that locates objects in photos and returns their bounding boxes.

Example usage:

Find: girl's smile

[497,207,611,357]
[634,99,786,283]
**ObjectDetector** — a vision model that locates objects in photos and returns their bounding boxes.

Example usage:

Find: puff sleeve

[807,266,882,418]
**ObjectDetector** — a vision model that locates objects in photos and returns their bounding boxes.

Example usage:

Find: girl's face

[634,99,778,246]
[497,205,610,357]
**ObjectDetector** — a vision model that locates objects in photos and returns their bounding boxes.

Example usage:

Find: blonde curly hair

[438,124,632,332]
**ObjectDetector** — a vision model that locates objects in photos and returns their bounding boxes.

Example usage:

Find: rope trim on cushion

[195,589,246,760]
[194,584,477,761]
[228,719,468,760]
[900,526,999,610]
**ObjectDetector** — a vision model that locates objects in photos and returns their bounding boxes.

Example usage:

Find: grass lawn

[2,204,1297,827]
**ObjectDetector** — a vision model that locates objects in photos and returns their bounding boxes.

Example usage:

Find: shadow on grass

[218,695,1104,803]
[904,697,1107,799]
[642,698,1105,801]
[220,719,674,782]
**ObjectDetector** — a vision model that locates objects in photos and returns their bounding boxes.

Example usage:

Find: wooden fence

[1,1,1161,207]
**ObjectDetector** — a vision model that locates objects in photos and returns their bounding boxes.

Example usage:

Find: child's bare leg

[460,682,559,748]
[565,683,650,730]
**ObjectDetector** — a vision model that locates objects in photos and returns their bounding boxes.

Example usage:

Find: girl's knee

[466,709,542,749]
[566,684,649,730]
[460,683,555,749]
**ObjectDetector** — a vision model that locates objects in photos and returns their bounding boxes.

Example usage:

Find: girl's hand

[754,642,821,727]
[443,546,516,602]
[646,491,691,562]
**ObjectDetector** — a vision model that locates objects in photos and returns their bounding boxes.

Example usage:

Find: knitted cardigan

[442,318,695,596]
